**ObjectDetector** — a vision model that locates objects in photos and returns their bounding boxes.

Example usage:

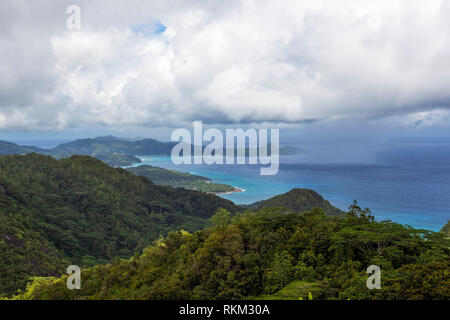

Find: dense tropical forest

[10,204,449,300]
[0,153,448,300]
[248,188,344,217]
[0,154,236,296]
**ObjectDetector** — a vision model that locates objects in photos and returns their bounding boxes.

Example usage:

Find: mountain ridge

[0,153,237,295]
[0,136,175,166]
[0,136,301,167]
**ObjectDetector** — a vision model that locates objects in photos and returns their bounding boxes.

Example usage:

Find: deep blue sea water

[127,144,450,231]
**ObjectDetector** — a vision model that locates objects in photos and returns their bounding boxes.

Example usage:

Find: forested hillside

[1,153,448,300]
[0,209,68,295]
[250,188,344,217]
[0,154,237,295]
[13,204,449,300]
[441,221,450,237]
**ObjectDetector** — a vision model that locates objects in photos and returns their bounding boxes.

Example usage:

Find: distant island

[0,136,301,167]
[127,165,243,194]
[0,136,176,166]
[0,136,252,195]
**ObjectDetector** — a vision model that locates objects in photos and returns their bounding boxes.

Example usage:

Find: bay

[126,144,450,231]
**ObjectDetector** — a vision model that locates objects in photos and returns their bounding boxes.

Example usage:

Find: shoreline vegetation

[0,135,251,195]
[126,164,244,194]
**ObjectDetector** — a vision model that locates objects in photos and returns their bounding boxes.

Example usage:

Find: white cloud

[1,0,450,130]
[375,109,450,128]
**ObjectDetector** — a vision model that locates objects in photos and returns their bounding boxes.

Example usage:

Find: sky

[1,0,450,147]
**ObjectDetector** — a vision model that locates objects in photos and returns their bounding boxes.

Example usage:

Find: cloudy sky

[2,0,450,142]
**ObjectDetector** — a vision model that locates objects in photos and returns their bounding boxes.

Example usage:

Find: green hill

[250,188,344,217]
[0,209,69,296]
[441,221,450,237]
[127,165,237,193]
[11,207,449,300]
[0,153,237,295]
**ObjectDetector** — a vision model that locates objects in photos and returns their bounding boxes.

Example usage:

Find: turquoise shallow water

[127,145,450,232]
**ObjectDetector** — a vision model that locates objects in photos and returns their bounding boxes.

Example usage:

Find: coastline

[129,156,245,196]
[128,155,448,231]
[212,187,246,195]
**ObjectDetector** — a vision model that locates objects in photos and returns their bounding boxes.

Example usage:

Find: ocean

[127,143,450,232]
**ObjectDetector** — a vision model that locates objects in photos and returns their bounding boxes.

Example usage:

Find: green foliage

[255,281,328,300]
[12,207,449,300]
[250,188,344,217]
[1,153,448,300]
[209,208,232,228]
[294,262,316,282]
[440,220,450,237]
[263,251,295,293]
[0,153,237,295]
[346,200,375,222]
[0,213,68,296]
[128,165,236,193]
[338,260,450,300]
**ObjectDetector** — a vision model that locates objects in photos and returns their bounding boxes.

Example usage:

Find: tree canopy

[11,206,449,300]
